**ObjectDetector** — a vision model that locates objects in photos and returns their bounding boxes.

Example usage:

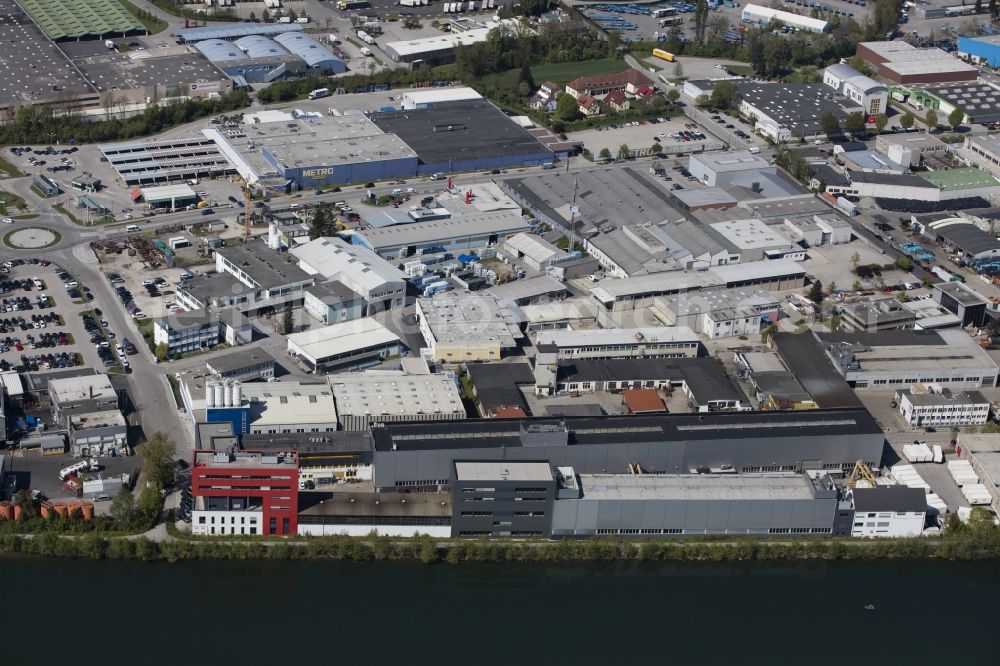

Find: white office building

[896,385,990,427]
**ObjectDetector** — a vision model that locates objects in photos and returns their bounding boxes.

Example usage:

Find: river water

[5,557,997,663]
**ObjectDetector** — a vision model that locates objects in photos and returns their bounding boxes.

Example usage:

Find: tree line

[0,89,249,146]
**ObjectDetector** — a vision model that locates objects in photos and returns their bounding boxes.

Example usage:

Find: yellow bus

[652,48,675,63]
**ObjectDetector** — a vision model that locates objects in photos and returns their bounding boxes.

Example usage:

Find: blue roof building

[273,32,346,74]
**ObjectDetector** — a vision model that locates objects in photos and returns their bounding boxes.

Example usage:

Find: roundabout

[3,226,61,250]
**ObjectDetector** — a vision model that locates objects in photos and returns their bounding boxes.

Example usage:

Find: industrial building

[153,308,251,355]
[99,137,236,187]
[736,351,819,410]
[841,298,916,332]
[208,114,418,189]
[822,63,888,116]
[483,275,569,307]
[895,385,990,428]
[922,217,1000,262]
[214,240,315,307]
[735,82,862,141]
[331,364,465,430]
[502,233,569,271]
[66,409,127,458]
[383,25,494,66]
[552,469,839,537]
[848,486,927,538]
[856,41,978,84]
[205,349,277,382]
[20,0,145,40]
[552,357,751,412]
[194,37,308,83]
[652,288,780,339]
[959,33,1000,68]
[956,433,1000,513]
[368,409,885,491]
[451,462,557,538]
[416,293,523,363]
[191,450,298,537]
[816,329,1000,389]
[903,82,1000,125]
[172,22,305,44]
[960,134,1000,179]
[589,260,806,313]
[874,132,947,169]
[740,4,829,33]
[48,374,118,419]
[297,491,452,538]
[370,100,554,175]
[932,281,989,327]
[828,169,1000,203]
[464,361,535,417]
[533,327,700,364]
[302,281,365,326]
[273,32,346,75]
[400,87,482,109]
[291,236,408,315]
[286,318,403,373]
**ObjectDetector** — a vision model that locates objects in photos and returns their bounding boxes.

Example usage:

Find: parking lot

[3,447,140,508]
[568,115,721,156]
[97,249,212,321]
[799,242,918,293]
[0,260,113,376]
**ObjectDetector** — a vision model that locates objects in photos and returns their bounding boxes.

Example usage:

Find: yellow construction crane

[844,460,878,488]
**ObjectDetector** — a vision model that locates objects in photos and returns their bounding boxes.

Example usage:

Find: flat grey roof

[173,22,303,42]
[455,461,554,482]
[736,82,862,135]
[205,348,277,374]
[772,332,863,408]
[369,100,553,165]
[177,272,250,307]
[484,275,567,303]
[69,47,226,94]
[0,0,94,105]
[577,472,817,501]
[933,222,1000,256]
[935,281,987,306]
[306,280,363,305]
[505,166,684,235]
[232,114,416,175]
[852,486,927,512]
[217,241,313,290]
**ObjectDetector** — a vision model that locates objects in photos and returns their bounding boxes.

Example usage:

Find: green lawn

[0,190,26,212]
[726,64,755,77]
[530,59,629,84]
[0,155,21,178]
[483,58,628,89]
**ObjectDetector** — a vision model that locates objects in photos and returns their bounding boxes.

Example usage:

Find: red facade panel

[192,455,299,536]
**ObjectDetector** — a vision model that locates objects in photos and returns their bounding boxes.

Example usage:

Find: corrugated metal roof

[0,371,23,397]
[273,32,344,70]
[173,22,303,42]
[193,39,247,63]
[234,35,288,59]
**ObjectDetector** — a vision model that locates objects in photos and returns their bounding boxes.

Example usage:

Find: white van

[126,224,140,233]
[748,146,760,154]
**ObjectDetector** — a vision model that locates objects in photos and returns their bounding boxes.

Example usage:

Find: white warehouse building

[741,4,829,33]
[822,63,888,116]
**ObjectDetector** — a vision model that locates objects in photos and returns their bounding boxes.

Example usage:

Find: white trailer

[59,458,97,481]
[264,0,281,7]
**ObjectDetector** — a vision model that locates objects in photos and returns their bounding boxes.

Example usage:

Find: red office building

[191,449,298,536]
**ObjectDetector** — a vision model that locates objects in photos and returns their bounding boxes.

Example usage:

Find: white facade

[823,64,887,116]
[192,510,262,536]
[897,390,990,427]
[699,310,764,339]
[297,523,451,538]
[850,508,925,538]
[291,237,407,314]
[741,4,829,33]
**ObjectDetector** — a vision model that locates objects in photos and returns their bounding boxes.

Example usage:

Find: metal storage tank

[13,504,22,520]
[232,382,242,406]
[40,504,52,519]
[223,382,234,407]
[53,503,68,517]
[206,382,216,407]
[0,501,13,520]
[214,383,225,408]
[81,503,95,521]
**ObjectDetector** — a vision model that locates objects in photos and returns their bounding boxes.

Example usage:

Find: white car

[121,213,133,220]
[2,218,13,224]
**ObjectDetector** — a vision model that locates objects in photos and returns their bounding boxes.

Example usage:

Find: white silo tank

[214,383,225,408]
[223,382,233,407]
[205,382,215,408]
[232,382,242,407]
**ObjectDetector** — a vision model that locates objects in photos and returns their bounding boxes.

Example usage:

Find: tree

[874,113,888,134]
[666,88,680,103]
[137,482,163,528]
[617,144,631,161]
[598,147,612,161]
[554,93,580,122]
[852,279,862,292]
[925,109,938,130]
[694,0,709,43]
[110,487,137,528]
[248,11,256,21]
[651,141,663,155]
[845,112,866,135]
[283,305,294,334]
[154,342,169,362]
[820,112,840,137]
[142,432,176,489]
[895,255,913,271]
[761,322,778,344]
[695,95,710,109]
[949,106,965,130]
[710,80,740,111]
[900,110,915,129]
[828,281,837,294]
[261,8,270,22]
[673,61,684,81]
[807,279,824,304]
[850,250,861,270]
[518,62,536,93]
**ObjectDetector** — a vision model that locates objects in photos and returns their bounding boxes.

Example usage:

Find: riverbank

[3,526,1000,563]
